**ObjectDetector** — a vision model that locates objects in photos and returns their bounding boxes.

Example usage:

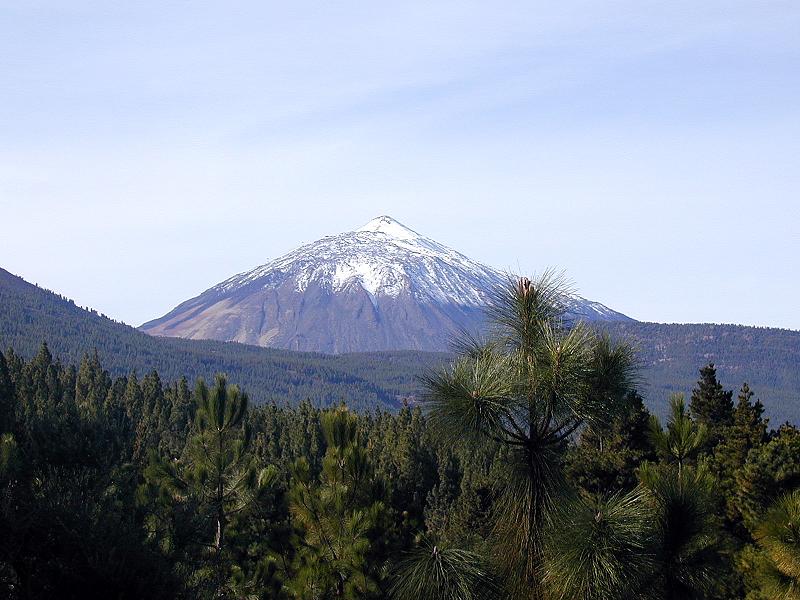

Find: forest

[0,266,439,411]
[3,265,800,422]
[1,274,800,599]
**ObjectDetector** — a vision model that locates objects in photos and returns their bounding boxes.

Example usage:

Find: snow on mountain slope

[140,216,631,353]
[215,216,502,306]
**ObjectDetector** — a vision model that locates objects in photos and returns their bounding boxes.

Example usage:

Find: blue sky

[1,1,798,329]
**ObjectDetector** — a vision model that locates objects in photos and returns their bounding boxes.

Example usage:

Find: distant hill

[599,321,800,423]
[2,267,799,422]
[0,267,438,411]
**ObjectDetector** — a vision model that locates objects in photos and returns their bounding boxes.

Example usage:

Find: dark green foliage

[0,346,178,599]
[287,407,384,598]
[565,390,656,497]
[690,364,735,450]
[0,352,13,433]
[543,488,655,600]
[0,267,443,411]
[734,425,800,534]
[597,321,800,424]
[746,490,800,599]
[0,266,797,599]
[390,541,500,600]
[143,375,278,598]
[649,393,708,470]
[712,383,769,528]
[639,394,727,599]
[639,461,725,600]
[732,384,769,450]
[423,443,501,553]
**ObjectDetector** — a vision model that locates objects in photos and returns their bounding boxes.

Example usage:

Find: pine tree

[747,489,800,599]
[1,350,179,599]
[75,349,110,413]
[650,393,707,473]
[712,383,769,528]
[29,342,55,411]
[690,364,734,450]
[542,488,655,600]
[58,363,76,406]
[638,461,724,599]
[637,392,726,598]
[390,540,500,600]
[144,374,277,597]
[565,390,656,498]
[734,424,800,534]
[423,273,637,598]
[424,452,461,541]
[134,370,167,460]
[164,376,193,457]
[287,406,384,598]
[123,370,143,421]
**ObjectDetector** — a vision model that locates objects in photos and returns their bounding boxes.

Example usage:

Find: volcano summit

[140,216,631,352]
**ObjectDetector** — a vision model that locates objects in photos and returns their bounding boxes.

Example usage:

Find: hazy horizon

[2,2,799,329]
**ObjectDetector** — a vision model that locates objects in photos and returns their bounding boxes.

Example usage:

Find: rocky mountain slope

[140,216,630,352]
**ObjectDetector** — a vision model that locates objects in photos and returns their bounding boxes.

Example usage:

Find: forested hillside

[601,321,800,422]
[1,267,798,421]
[0,268,440,411]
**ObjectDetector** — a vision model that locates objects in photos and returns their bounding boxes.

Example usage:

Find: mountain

[141,216,631,352]
[0,266,437,410]
[1,266,799,422]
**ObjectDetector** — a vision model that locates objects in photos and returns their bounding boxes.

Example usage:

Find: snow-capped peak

[207,216,631,321]
[356,215,420,240]
[142,216,632,353]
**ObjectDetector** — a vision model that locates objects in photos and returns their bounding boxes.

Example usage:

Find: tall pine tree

[143,375,277,598]
[690,363,734,450]
[712,383,769,529]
